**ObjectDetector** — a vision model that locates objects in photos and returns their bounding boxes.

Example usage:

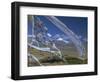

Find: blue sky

[28,15,87,39]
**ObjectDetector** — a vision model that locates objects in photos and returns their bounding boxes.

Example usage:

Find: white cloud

[57,37,63,41]
[47,33,52,37]
[57,37,69,44]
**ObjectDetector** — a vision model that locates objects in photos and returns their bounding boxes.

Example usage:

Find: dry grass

[28,46,87,67]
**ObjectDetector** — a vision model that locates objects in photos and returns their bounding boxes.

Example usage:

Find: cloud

[47,33,52,37]
[57,37,63,41]
[57,37,69,44]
